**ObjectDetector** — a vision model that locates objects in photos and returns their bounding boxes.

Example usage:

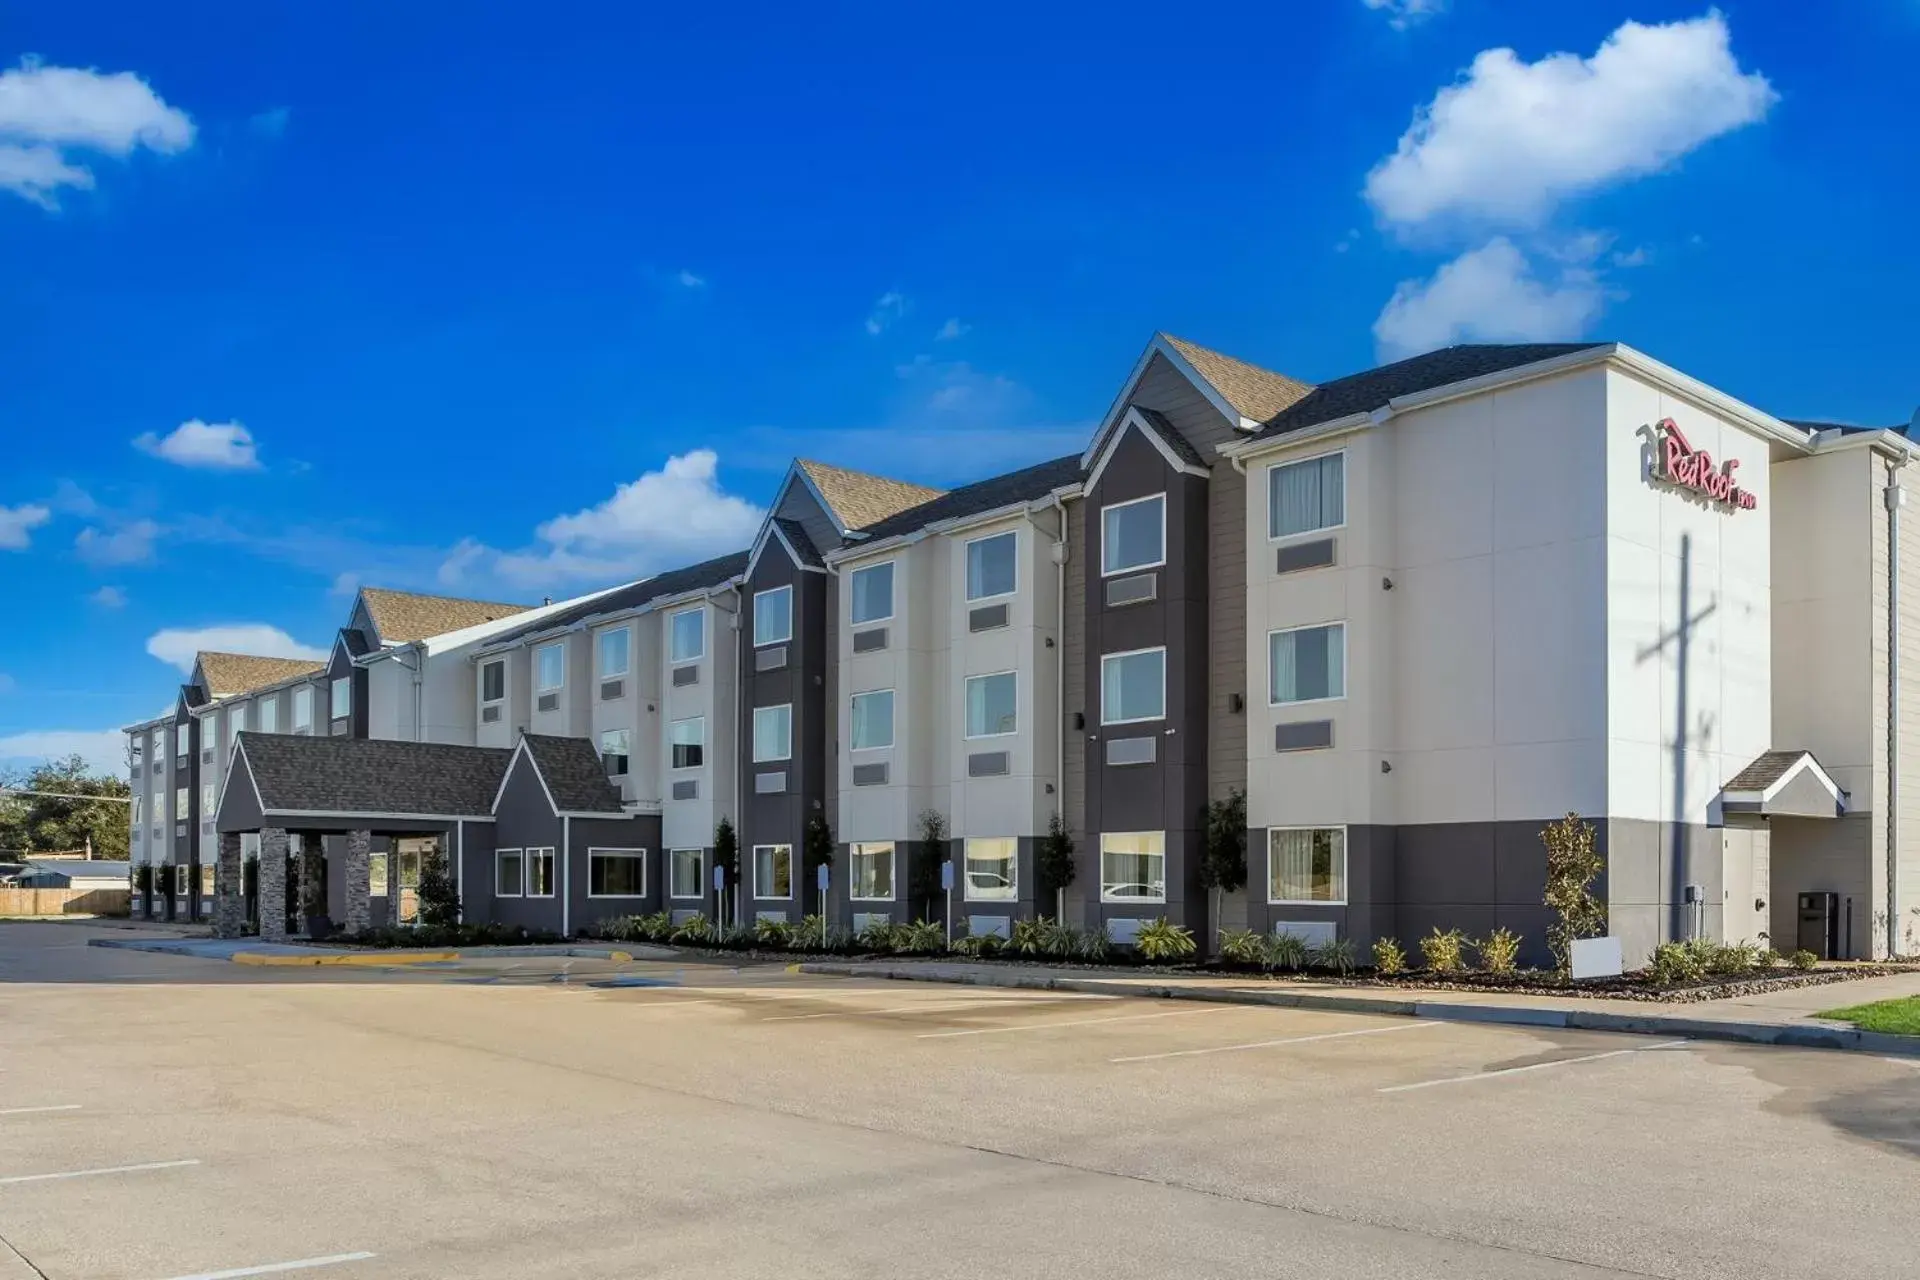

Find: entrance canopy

[1720,750,1847,819]
[217,732,511,833]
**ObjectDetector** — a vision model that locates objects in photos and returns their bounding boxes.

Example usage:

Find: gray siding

[574,813,665,930]
[490,754,564,934]
[1130,352,1240,452]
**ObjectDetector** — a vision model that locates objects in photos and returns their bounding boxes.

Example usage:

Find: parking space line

[1111,1020,1442,1063]
[918,1006,1235,1038]
[1377,1039,1690,1093]
[0,1104,81,1116]
[0,1158,199,1185]
[155,1251,377,1279]
[763,998,1048,1022]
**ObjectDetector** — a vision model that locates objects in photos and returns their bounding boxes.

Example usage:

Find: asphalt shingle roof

[520,734,625,814]
[1162,334,1316,422]
[850,454,1085,543]
[236,731,511,817]
[359,587,532,644]
[477,550,750,650]
[773,517,825,568]
[1131,406,1208,468]
[1724,750,1818,793]
[796,459,945,532]
[197,653,327,700]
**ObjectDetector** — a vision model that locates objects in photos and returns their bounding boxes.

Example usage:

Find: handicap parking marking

[153,1251,377,1280]
[1110,1019,1443,1063]
[1377,1038,1691,1093]
[0,1158,200,1186]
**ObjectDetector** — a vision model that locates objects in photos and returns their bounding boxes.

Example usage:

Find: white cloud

[0,58,194,208]
[329,571,359,599]
[145,624,325,674]
[1373,237,1604,360]
[1362,0,1446,31]
[0,729,127,775]
[0,502,51,550]
[935,317,969,341]
[1364,12,1775,231]
[676,269,706,288]
[441,450,765,591]
[864,291,907,336]
[75,519,159,566]
[89,585,126,609]
[134,419,261,470]
[48,479,98,517]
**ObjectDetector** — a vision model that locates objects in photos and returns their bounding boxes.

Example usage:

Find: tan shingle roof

[197,653,327,699]
[1162,334,1316,423]
[359,587,532,644]
[796,459,946,533]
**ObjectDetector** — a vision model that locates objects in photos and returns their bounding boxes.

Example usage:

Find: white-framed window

[600,729,631,777]
[201,782,216,815]
[1269,451,1345,540]
[175,786,188,818]
[670,716,705,770]
[849,560,895,625]
[370,851,390,897]
[331,676,352,719]
[526,847,556,897]
[754,585,793,647]
[753,703,792,762]
[1269,622,1346,705]
[588,848,647,897]
[130,739,144,765]
[754,844,793,899]
[175,864,190,895]
[1101,647,1166,724]
[535,643,565,693]
[1268,826,1347,904]
[965,530,1017,601]
[292,686,313,732]
[496,848,524,897]
[1101,493,1166,576]
[964,671,1017,738]
[175,723,190,755]
[849,842,895,901]
[963,836,1017,902]
[849,689,895,751]
[259,699,279,733]
[130,795,142,827]
[670,848,705,899]
[1100,831,1166,903]
[669,608,705,664]
[479,660,505,704]
[599,626,631,678]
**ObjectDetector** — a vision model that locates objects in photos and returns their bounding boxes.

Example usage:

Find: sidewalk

[794,959,1920,1058]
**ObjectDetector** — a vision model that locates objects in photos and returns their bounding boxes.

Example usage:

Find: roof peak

[792,457,947,533]
[1159,333,1316,422]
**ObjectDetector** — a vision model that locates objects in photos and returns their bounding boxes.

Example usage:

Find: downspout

[731,589,744,929]
[562,813,572,938]
[1046,494,1070,924]
[455,820,465,924]
[1887,462,1905,959]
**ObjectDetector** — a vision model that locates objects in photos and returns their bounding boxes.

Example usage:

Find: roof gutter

[821,487,1085,569]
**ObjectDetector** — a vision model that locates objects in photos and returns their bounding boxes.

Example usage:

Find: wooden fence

[0,887,131,917]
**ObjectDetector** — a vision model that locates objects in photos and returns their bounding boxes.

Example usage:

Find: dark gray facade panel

[966,751,1010,778]
[1104,735,1156,766]
[488,754,564,935]
[573,813,664,930]
[851,762,889,787]
[672,663,700,687]
[1275,538,1337,574]
[1103,572,1157,607]
[671,779,699,800]
[851,627,888,654]
[1273,720,1335,752]
[968,603,1009,632]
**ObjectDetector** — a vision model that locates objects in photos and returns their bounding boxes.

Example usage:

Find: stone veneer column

[212,833,246,939]
[258,827,289,940]
[343,830,372,934]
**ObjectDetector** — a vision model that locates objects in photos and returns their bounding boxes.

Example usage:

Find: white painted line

[1,1158,200,1185]
[1377,1039,1690,1093]
[1111,1020,1442,1063]
[0,1104,82,1116]
[763,998,1034,1023]
[155,1251,377,1280]
[919,1006,1235,1038]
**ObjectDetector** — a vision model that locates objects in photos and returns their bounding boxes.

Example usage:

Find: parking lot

[2,920,1916,1280]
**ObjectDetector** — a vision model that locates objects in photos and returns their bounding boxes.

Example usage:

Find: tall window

[966,531,1017,601]
[599,626,631,678]
[600,729,631,777]
[670,848,705,899]
[259,698,278,733]
[965,672,1017,738]
[1268,827,1346,904]
[292,686,313,732]
[1269,452,1345,539]
[496,849,524,897]
[755,844,793,899]
[849,690,895,751]
[849,561,895,625]
[175,723,189,755]
[670,716,706,769]
[1269,623,1345,705]
[331,676,353,719]
[1100,831,1165,903]
[753,704,792,762]
[1101,647,1166,724]
[588,849,646,897]
[526,848,556,897]
[201,782,216,815]
[535,643,565,692]
[175,787,188,818]
[669,608,705,663]
[963,837,1016,901]
[130,795,142,827]
[754,585,793,646]
[480,661,505,704]
[1101,494,1165,576]
[849,842,895,900]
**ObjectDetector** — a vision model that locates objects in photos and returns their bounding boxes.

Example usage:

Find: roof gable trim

[1084,407,1210,495]
[1083,336,1255,471]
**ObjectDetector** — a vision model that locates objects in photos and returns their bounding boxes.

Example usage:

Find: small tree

[1035,813,1076,921]
[1542,812,1606,971]
[911,808,948,919]
[803,813,834,913]
[1199,789,1249,950]
[714,816,740,925]
[417,845,460,928]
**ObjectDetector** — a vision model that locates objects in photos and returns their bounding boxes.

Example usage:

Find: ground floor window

[754,844,792,899]
[1267,827,1346,904]
[394,838,431,925]
[1100,831,1165,903]
[589,849,647,897]
[527,847,556,897]
[496,848,524,897]
[370,851,390,897]
[174,864,190,895]
[200,865,215,897]
[670,848,705,899]
[963,837,1016,901]
[849,842,895,900]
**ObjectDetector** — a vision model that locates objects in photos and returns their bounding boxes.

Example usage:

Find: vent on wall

[1104,573,1157,608]
[967,915,1011,939]
[755,645,788,672]
[754,770,788,794]
[1274,720,1334,752]
[481,705,502,724]
[851,762,889,787]
[968,604,1009,632]
[756,909,791,925]
[671,780,699,801]
[852,627,888,654]
[852,912,892,933]
[672,664,700,687]
[537,692,560,713]
[1276,538,1337,575]
[1274,920,1337,947]
[600,679,625,701]
[1105,917,1145,944]
[1105,736,1156,766]
[967,751,1010,778]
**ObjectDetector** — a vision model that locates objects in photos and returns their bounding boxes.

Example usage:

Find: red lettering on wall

[1653,419,1757,512]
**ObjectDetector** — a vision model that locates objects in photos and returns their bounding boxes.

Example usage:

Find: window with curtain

[755,844,793,898]
[670,717,705,769]
[850,690,895,751]
[670,848,705,898]
[495,849,523,897]
[527,848,556,897]
[753,704,792,761]
[963,837,1017,901]
[332,675,354,717]
[1268,828,1346,903]
[600,729,631,776]
[1101,648,1166,724]
[669,609,705,663]
[850,561,895,624]
[966,532,1017,600]
[1269,453,1345,539]
[292,686,313,731]
[599,626,631,678]
[1100,831,1165,903]
[849,842,895,900]
[259,699,278,733]
[964,672,1017,737]
[754,586,793,646]
[1101,494,1165,575]
[1269,623,1345,704]
[535,643,565,691]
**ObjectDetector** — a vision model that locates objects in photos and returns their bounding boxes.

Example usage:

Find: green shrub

[1134,918,1197,962]
[1420,928,1467,974]
[1313,936,1358,975]
[895,919,946,954]
[1372,936,1407,976]
[1703,939,1763,976]
[1218,927,1265,965]
[1263,932,1310,972]
[334,922,562,948]
[669,913,713,944]
[1753,947,1779,970]
[791,914,827,950]
[950,932,1002,958]
[752,917,793,947]
[717,923,754,948]
[1072,927,1111,962]
[1649,941,1706,985]
[1790,948,1819,971]
[857,919,897,952]
[1009,917,1054,956]
[1476,927,1522,974]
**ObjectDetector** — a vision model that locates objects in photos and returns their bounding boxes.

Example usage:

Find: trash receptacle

[1797,892,1839,959]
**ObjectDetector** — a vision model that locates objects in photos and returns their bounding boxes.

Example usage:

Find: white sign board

[1570,936,1624,981]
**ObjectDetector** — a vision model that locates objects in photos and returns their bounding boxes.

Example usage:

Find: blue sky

[2,0,1915,772]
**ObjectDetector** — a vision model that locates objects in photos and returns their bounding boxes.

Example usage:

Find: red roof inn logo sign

[1654,419,1757,511]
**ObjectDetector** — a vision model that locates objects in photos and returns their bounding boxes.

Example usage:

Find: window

[331,676,353,719]
[670,848,705,899]
[1101,494,1165,576]
[1268,827,1347,903]
[849,561,895,625]
[370,851,390,897]
[964,672,1017,738]
[175,865,190,895]
[669,608,705,664]
[1100,831,1166,903]
[292,686,313,732]
[849,842,895,901]
[496,849,524,897]
[963,837,1017,901]
[535,643,565,692]
[600,729,631,777]
[965,531,1017,601]
[131,739,144,765]
[1269,623,1346,705]
[849,689,895,751]
[588,849,647,897]
[201,783,216,815]
[200,865,214,897]
[130,795,142,827]
[754,844,793,899]
[175,787,188,818]
[1101,647,1166,724]
[599,626,631,678]
[670,716,706,770]
[259,698,278,733]
[754,585,793,647]
[479,661,505,704]
[753,703,792,762]
[1269,452,1345,539]
[175,724,189,755]
[526,848,556,897]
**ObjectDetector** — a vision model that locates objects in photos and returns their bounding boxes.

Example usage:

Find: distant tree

[1199,789,1249,953]
[417,845,460,927]
[911,809,949,919]
[0,756,132,860]
[1035,813,1076,919]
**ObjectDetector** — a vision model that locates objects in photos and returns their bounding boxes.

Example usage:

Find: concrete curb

[232,950,461,967]
[794,962,1920,1059]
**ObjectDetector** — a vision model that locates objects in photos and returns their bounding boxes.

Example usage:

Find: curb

[794,962,1920,1059]
[232,950,461,967]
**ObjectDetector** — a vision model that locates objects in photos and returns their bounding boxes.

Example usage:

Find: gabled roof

[515,734,625,815]
[843,454,1084,546]
[795,459,945,533]
[195,653,327,700]
[474,550,750,653]
[1721,750,1847,819]
[773,517,825,568]
[357,587,531,644]
[1162,335,1315,423]
[233,732,511,818]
